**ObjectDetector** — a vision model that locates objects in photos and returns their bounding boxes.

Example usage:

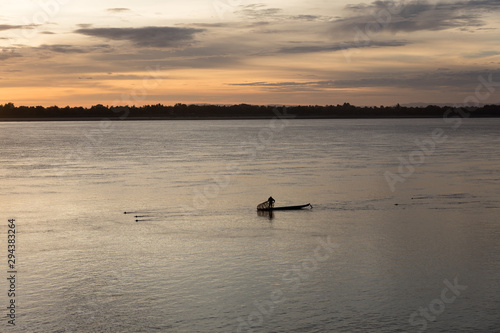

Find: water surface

[1,118,499,332]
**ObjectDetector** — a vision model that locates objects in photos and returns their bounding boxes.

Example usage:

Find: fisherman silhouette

[268,196,275,208]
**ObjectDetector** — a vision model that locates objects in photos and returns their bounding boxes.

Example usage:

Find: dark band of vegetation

[0,102,499,120]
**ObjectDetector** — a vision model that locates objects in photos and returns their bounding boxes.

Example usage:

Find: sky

[1,0,499,107]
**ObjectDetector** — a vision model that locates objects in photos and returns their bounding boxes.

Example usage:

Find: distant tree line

[0,102,499,120]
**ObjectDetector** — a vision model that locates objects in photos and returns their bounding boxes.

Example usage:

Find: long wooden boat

[257,202,312,211]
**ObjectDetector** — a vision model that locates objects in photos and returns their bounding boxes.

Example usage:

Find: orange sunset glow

[1,0,500,107]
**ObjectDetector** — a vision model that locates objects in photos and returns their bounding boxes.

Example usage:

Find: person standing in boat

[268,196,275,208]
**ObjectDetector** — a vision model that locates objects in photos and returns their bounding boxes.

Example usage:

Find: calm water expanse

[1,118,500,332]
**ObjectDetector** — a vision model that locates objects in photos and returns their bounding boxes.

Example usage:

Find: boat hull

[257,203,312,211]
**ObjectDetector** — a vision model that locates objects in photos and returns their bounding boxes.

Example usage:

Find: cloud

[229,81,333,87]
[236,4,333,23]
[107,8,131,13]
[0,24,36,31]
[226,80,337,92]
[291,15,323,21]
[277,40,409,54]
[0,48,22,60]
[74,26,204,48]
[331,0,500,34]
[0,25,20,31]
[228,70,500,91]
[37,44,112,54]
[185,23,230,28]
[464,51,500,59]
[330,70,500,91]
[41,44,87,53]
[236,4,282,20]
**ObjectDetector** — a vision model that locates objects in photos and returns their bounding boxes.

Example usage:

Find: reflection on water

[257,209,274,219]
[1,119,500,332]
